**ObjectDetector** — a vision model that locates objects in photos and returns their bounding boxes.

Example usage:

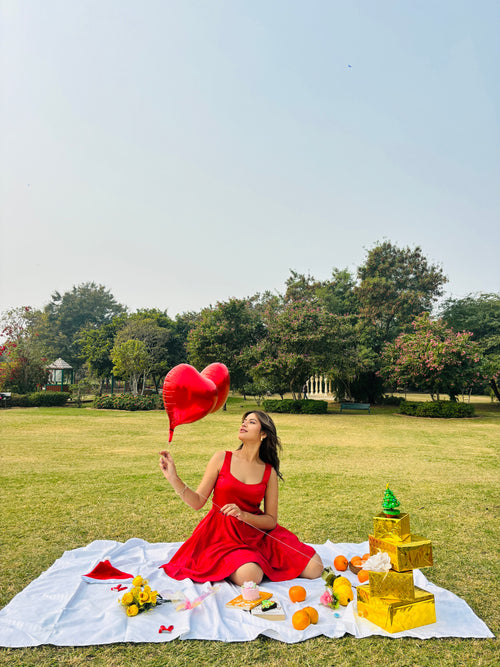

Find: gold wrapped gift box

[357,584,436,633]
[368,569,415,600]
[373,512,411,541]
[369,533,433,572]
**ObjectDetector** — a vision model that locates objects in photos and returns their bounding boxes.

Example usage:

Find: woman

[159,410,323,585]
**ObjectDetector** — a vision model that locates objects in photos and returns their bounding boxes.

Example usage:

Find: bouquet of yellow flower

[119,575,163,617]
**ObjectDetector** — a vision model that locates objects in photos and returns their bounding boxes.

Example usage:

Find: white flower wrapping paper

[361,552,392,572]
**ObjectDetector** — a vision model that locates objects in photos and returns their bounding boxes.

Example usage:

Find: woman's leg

[229,562,264,586]
[300,552,324,579]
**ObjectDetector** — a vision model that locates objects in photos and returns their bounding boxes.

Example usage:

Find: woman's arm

[220,468,278,531]
[159,450,224,510]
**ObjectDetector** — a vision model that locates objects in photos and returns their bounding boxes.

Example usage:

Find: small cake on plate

[241,581,260,601]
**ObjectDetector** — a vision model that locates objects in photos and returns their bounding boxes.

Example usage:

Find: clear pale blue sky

[1,0,499,316]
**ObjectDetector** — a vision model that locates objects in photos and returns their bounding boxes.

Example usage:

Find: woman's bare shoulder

[207,450,226,468]
[268,466,278,481]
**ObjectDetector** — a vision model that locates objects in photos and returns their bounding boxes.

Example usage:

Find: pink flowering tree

[0,307,48,393]
[379,313,484,400]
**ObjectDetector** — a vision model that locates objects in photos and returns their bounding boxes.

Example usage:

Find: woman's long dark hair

[241,410,283,481]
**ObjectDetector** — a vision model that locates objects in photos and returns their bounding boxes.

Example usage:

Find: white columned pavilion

[304,375,334,399]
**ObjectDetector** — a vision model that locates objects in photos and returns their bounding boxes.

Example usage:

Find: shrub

[263,399,301,414]
[262,399,328,414]
[30,391,71,407]
[301,399,328,414]
[92,395,116,410]
[93,393,163,411]
[400,400,475,418]
[8,392,71,407]
[9,394,33,407]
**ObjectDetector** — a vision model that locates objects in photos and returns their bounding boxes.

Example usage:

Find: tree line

[1,242,499,402]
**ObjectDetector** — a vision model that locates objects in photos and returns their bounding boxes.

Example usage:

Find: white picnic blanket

[0,538,493,646]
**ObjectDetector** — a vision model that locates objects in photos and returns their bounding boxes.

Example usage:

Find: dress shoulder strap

[262,462,273,486]
[222,450,232,472]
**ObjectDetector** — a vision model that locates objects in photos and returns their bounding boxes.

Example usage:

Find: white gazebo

[46,358,74,392]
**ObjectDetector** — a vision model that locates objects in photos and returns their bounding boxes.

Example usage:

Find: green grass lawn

[1,398,498,666]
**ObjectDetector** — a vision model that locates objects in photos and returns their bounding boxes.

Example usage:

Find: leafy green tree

[0,307,48,393]
[340,242,450,402]
[317,268,360,315]
[356,242,448,343]
[250,301,357,398]
[114,311,174,392]
[41,282,125,368]
[187,298,266,392]
[78,322,119,393]
[250,290,284,322]
[79,308,192,395]
[172,311,200,365]
[440,293,500,400]
[326,318,382,402]
[284,270,321,304]
[111,339,150,396]
[284,268,359,314]
[379,313,484,400]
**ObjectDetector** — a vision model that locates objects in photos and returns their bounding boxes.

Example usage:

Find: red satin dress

[161,451,315,582]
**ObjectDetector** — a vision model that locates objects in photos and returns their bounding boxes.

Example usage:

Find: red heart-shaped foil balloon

[162,363,230,442]
[201,363,231,414]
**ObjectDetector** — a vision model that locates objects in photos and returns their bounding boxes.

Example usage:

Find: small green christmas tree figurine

[382,483,401,517]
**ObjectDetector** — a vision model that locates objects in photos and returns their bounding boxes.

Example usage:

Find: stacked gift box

[356,491,436,633]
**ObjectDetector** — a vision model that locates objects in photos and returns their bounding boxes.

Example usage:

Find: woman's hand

[159,450,178,484]
[220,503,245,521]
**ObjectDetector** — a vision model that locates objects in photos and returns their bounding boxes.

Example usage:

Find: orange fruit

[303,606,319,624]
[361,553,370,562]
[289,585,306,603]
[357,569,369,583]
[292,609,311,630]
[333,555,348,571]
[350,556,362,568]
